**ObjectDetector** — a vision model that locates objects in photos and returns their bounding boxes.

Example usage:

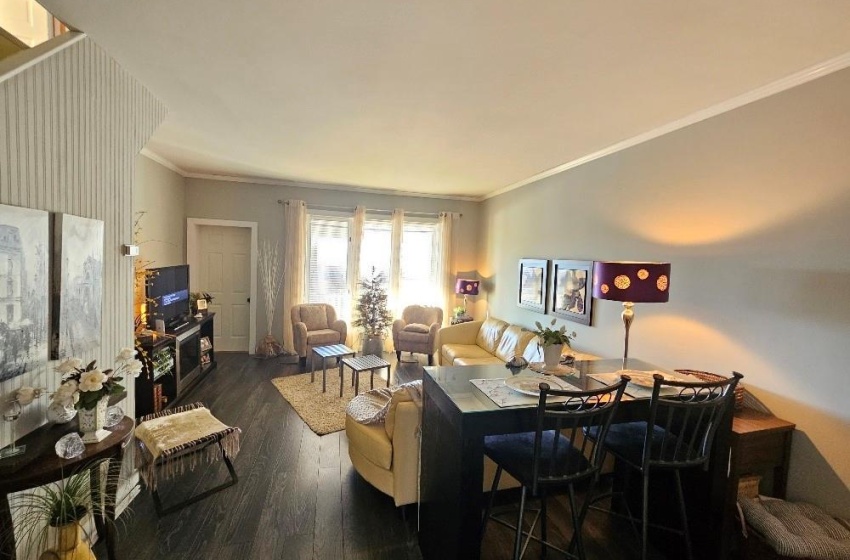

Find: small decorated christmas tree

[352,267,393,339]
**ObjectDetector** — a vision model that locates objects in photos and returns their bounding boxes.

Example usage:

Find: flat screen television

[146,265,191,330]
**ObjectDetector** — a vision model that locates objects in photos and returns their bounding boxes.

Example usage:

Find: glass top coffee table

[311,344,356,393]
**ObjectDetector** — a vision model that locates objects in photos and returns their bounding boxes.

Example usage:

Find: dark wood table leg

[1,493,15,560]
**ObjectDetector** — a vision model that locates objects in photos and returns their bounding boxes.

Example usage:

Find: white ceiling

[41,0,850,199]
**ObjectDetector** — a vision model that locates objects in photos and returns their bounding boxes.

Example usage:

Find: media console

[135,313,216,419]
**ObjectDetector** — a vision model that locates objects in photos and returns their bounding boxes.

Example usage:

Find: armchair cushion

[300,305,329,331]
[402,323,431,334]
[306,328,342,346]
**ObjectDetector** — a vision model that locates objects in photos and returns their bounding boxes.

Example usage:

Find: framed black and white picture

[517,258,548,313]
[549,259,593,325]
[52,214,104,359]
[0,204,50,381]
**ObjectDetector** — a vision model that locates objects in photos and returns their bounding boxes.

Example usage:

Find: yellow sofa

[436,318,540,366]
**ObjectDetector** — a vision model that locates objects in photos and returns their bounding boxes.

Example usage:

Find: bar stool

[481,376,629,560]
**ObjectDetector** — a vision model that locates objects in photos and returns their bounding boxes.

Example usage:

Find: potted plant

[7,462,114,559]
[352,267,393,356]
[54,349,143,443]
[532,319,576,369]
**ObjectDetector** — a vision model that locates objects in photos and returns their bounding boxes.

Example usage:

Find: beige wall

[480,68,850,516]
[0,34,165,439]
[185,178,481,348]
[134,154,186,267]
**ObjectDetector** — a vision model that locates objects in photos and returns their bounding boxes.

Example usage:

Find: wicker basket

[674,369,745,410]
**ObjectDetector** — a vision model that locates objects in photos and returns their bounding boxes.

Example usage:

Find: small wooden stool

[135,403,241,517]
[340,355,391,396]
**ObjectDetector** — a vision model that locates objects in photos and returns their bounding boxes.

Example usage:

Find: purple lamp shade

[592,262,670,303]
[455,279,480,296]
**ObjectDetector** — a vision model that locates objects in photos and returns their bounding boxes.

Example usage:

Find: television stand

[135,313,216,419]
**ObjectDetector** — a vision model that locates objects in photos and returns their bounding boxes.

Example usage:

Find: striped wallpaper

[0,33,166,444]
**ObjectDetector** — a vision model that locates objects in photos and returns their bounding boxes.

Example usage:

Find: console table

[0,417,134,560]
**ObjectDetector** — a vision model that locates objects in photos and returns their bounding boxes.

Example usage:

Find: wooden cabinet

[729,408,795,499]
[135,313,217,419]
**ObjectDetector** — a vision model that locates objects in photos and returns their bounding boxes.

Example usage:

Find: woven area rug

[271,370,389,435]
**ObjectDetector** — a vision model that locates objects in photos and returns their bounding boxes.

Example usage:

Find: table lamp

[455,279,480,315]
[592,261,670,369]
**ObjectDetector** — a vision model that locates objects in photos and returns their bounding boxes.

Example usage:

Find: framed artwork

[0,204,50,381]
[549,259,593,325]
[52,214,104,359]
[517,258,548,312]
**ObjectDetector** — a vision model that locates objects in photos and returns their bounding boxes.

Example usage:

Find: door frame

[186,218,258,354]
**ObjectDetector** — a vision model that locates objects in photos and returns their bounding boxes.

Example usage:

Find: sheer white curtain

[386,209,404,351]
[437,212,457,326]
[282,200,306,354]
[347,206,365,347]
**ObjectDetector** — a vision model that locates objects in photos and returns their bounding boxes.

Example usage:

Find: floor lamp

[592,261,670,369]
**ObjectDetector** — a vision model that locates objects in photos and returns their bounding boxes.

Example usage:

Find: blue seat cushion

[586,421,682,467]
[484,430,590,488]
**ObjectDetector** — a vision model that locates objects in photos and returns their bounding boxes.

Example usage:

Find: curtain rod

[276,200,460,218]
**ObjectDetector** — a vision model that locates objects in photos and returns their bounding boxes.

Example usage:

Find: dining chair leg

[481,466,503,542]
[570,476,596,560]
[513,486,528,560]
[674,470,694,560]
[567,483,586,560]
[641,470,650,560]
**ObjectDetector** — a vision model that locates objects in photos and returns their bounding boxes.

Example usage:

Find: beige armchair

[290,303,347,362]
[392,305,443,365]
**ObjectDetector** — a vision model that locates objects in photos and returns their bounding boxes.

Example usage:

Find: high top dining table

[418,359,735,560]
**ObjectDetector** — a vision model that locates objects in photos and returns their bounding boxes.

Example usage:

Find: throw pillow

[403,323,430,334]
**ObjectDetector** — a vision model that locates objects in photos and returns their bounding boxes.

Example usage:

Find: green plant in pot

[7,462,117,559]
[533,319,576,369]
[352,267,393,357]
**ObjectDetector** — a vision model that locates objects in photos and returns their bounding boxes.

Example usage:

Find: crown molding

[183,171,481,202]
[0,32,85,85]
[139,148,187,175]
[485,49,850,201]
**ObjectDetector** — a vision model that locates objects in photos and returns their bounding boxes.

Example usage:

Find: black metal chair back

[530,376,629,495]
[642,371,743,470]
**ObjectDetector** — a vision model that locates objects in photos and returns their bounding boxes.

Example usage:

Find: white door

[197,225,252,351]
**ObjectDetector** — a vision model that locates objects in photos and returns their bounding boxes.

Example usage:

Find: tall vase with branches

[256,239,285,357]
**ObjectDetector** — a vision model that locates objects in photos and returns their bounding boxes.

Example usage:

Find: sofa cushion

[495,325,537,363]
[454,356,504,366]
[345,417,393,470]
[403,323,430,334]
[306,328,342,346]
[443,344,494,364]
[300,305,329,331]
[385,389,415,439]
[476,318,509,354]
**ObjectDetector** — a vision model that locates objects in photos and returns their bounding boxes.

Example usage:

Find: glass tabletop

[423,358,671,414]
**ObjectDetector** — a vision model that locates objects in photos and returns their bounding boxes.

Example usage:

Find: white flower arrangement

[54,348,142,411]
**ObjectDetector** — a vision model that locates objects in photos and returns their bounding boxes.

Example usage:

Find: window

[399,220,439,308]
[360,219,392,281]
[306,215,350,319]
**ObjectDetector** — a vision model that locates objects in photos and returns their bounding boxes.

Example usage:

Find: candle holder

[1,401,25,459]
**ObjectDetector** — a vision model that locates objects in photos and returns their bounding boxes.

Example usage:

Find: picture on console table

[549,259,593,325]
[0,204,50,381]
[52,213,104,359]
[517,258,548,312]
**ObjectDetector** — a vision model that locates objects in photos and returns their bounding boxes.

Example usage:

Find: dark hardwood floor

[98,353,670,560]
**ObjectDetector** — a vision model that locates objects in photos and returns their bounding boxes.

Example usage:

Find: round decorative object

[637,269,649,280]
[47,402,77,424]
[600,284,609,294]
[504,374,575,397]
[104,405,124,428]
[657,275,669,291]
[54,432,85,459]
[614,275,631,290]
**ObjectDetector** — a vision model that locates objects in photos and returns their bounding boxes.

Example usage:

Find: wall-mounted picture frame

[549,259,593,325]
[0,204,50,381]
[52,213,104,359]
[517,258,548,312]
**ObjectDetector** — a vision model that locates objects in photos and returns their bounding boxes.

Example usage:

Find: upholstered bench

[739,496,850,559]
[135,403,241,516]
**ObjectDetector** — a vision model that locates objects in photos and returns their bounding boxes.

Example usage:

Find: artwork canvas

[52,214,104,359]
[550,259,593,325]
[0,204,49,381]
[517,259,548,312]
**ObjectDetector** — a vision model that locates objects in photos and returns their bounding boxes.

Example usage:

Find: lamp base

[621,302,634,370]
